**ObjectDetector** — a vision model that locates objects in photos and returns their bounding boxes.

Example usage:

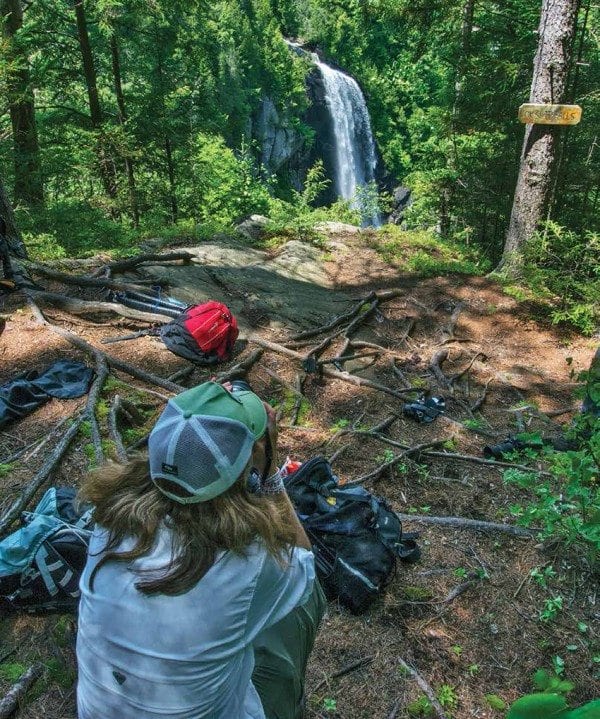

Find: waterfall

[316,61,380,226]
[286,41,381,226]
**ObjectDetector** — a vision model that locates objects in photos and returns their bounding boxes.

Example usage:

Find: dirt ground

[0,230,598,718]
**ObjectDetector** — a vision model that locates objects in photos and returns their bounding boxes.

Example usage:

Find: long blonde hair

[79,455,296,596]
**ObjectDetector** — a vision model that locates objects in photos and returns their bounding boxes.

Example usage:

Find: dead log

[0,663,44,719]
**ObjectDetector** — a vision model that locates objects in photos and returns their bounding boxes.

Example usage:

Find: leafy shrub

[504,417,600,565]
[186,133,272,226]
[521,222,600,335]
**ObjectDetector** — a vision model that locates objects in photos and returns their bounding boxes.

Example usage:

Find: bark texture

[499,0,579,274]
[72,0,118,200]
[111,32,139,226]
[0,174,28,258]
[1,0,44,206]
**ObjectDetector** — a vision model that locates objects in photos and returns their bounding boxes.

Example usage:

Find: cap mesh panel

[202,417,246,465]
[172,424,218,488]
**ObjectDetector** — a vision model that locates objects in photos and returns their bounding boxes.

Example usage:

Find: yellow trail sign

[518,103,582,125]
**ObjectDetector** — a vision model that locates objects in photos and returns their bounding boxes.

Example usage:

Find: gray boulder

[235,215,270,241]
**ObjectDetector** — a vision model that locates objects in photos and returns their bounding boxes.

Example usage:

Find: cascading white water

[286,41,380,226]
[315,60,380,226]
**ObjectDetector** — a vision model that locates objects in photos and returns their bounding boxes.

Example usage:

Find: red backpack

[160,301,239,365]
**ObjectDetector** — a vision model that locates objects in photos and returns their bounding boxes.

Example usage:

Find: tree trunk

[497,0,579,275]
[72,0,118,201]
[110,32,140,226]
[1,0,44,207]
[0,174,28,258]
[164,137,178,224]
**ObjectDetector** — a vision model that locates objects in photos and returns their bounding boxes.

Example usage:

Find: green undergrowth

[495,223,600,336]
[367,226,490,277]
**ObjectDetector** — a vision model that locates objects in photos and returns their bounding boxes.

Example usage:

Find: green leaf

[485,694,506,711]
[507,693,569,719]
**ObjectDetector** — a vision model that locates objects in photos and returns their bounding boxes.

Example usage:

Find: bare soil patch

[0,232,597,718]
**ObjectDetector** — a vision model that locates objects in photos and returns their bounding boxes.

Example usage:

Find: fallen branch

[249,336,415,400]
[0,663,44,719]
[311,655,374,695]
[90,251,194,278]
[396,513,536,537]
[0,414,85,538]
[397,657,449,719]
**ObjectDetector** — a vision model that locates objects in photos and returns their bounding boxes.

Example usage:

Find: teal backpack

[0,487,92,613]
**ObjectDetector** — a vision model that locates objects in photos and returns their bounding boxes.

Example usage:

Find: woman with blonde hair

[76,381,325,719]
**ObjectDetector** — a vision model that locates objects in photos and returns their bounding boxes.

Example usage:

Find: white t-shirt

[76,525,315,719]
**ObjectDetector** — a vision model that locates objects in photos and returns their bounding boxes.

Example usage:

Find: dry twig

[397,657,449,719]
[397,513,536,537]
[311,655,375,695]
[0,663,44,719]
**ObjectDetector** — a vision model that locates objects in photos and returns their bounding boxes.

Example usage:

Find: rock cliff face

[252,66,336,199]
[254,96,304,175]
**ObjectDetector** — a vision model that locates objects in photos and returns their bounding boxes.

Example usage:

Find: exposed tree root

[0,413,86,538]
[250,336,415,400]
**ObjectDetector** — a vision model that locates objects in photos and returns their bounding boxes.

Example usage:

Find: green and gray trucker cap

[148,381,268,503]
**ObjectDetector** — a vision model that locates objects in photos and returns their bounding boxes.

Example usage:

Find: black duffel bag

[284,457,420,613]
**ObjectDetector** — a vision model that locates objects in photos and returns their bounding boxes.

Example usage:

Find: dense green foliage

[0,0,598,329]
[504,362,600,565]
